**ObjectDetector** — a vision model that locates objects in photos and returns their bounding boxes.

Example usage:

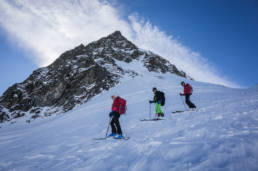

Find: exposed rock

[0,105,10,123]
[0,31,188,124]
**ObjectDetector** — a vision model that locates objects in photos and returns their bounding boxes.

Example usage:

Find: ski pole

[105,117,113,137]
[180,96,187,110]
[149,102,151,119]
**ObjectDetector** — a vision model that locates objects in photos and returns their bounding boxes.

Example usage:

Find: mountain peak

[110,30,122,36]
[104,30,129,43]
[107,30,124,40]
[0,31,187,124]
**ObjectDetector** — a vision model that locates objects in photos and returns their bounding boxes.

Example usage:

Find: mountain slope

[0,72,257,170]
[0,31,187,124]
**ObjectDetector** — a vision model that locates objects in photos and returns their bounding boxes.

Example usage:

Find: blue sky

[0,28,37,95]
[119,0,258,86]
[0,0,257,95]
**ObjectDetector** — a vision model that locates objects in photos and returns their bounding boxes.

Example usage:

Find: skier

[180,81,196,109]
[149,87,164,118]
[108,95,123,139]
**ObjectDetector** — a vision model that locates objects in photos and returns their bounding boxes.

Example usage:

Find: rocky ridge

[0,31,187,124]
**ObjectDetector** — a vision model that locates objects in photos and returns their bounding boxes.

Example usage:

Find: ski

[172,109,198,114]
[171,110,186,114]
[93,136,130,141]
[93,137,110,140]
[114,137,130,140]
[140,118,165,121]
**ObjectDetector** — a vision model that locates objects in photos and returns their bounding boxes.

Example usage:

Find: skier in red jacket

[108,95,123,139]
[180,81,196,109]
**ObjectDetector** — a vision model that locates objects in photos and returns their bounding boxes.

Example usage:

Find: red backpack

[118,96,127,115]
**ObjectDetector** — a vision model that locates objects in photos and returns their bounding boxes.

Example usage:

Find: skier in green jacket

[149,87,164,118]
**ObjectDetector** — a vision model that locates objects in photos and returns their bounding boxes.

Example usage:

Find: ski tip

[171,110,184,113]
[114,137,130,140]
[140,118,165,121]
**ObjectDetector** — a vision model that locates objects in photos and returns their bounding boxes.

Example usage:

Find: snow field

[0,73,258,171]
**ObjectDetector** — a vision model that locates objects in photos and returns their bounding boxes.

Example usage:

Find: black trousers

[110,111,122,135]
[185,94,196,108]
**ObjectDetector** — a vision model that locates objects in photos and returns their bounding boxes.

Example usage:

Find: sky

[0,0,257,95]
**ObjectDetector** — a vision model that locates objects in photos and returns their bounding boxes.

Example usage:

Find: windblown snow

[0,70,258,170]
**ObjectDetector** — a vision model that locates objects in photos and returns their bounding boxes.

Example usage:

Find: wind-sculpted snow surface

[0,73,258,170]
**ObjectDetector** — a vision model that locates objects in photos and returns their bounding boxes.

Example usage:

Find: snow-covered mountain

[0,31,258,170]
[0,31,187,124]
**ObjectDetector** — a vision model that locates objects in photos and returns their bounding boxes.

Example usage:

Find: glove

[109,112,114,117]
[180,93,183,96]
[149,100,153,103]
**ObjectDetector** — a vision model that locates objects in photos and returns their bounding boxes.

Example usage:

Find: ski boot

[114,134,124,139]
[158,113,164,117]
[108,133,117,137]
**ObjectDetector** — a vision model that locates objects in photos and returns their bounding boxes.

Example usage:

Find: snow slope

[0,70,258,171]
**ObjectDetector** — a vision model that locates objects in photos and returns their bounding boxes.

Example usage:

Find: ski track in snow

[0,73,258,171]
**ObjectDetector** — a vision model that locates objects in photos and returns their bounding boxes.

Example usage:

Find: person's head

[111,95,116,100]
[152,87,157,93]
[181,81,185,87]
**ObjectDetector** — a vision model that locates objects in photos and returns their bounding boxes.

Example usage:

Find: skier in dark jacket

[180,81,196,109]
[108,95,123,139]
[149,87,164,117]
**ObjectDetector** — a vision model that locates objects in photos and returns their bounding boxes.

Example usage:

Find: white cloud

[0,0,132,66]
[0,0,239,87]
[128,15,239,87]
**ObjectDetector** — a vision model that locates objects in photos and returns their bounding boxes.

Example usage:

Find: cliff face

[0,31,187,123]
